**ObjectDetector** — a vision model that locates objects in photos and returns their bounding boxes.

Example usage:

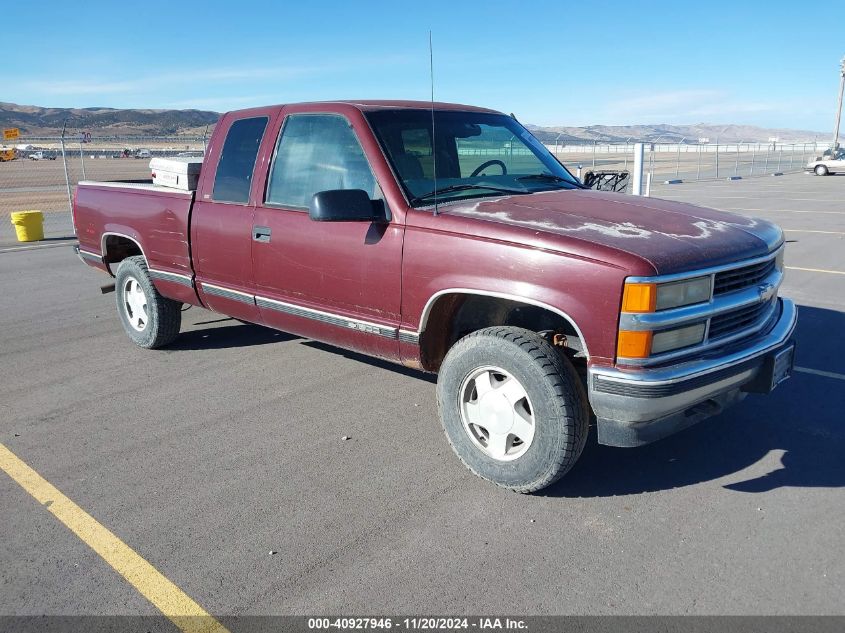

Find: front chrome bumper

[589,298,797,447]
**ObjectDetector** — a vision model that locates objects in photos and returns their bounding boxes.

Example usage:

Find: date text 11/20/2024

[308,618,528,630]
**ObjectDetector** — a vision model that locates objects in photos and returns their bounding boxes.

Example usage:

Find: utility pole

[833,56,845,152]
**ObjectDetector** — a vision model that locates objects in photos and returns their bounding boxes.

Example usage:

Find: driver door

[251,109,404,359]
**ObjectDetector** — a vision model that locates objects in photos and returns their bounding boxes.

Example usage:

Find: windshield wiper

[412,184,530,204]
[517,174,583,188]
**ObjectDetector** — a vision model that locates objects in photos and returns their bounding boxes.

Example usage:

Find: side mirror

[309,189,386,223]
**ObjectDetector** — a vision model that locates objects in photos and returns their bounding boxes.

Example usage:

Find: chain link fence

[548,141,828,186]
[1,133,206,243]
[0,131,831,243]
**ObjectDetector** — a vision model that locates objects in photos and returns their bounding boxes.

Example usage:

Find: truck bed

[73,180,197,302]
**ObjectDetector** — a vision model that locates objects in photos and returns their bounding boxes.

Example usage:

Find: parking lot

[1,173,843,626]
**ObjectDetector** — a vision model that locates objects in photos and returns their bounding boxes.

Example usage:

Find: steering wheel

[470,159,507,177]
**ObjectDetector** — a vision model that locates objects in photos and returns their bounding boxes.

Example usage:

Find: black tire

[815,165,829,176]
[436,326,589,493]
[114,256,181,349]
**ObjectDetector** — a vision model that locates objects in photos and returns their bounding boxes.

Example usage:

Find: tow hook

[539,330,568,347]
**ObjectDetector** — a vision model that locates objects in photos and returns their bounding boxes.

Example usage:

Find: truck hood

[444,189,783,275]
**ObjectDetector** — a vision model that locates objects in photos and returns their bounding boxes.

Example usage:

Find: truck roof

[223,100,502,117]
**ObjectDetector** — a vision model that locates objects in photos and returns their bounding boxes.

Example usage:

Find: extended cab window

[212,116,268,204]
[266,114,379,209]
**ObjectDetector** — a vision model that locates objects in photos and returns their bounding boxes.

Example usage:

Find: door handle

[253,225,272,243]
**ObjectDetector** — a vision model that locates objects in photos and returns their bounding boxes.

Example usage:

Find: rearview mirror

[309,189,386,223]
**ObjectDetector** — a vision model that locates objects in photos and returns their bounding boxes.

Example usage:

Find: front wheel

[815,165,829,176]
[115,256,181,349]
[436,326,589,493]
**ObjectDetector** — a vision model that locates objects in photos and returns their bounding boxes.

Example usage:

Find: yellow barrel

[10,210,45,242]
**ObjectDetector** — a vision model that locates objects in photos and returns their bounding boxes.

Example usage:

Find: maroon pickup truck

[73,100,796,493]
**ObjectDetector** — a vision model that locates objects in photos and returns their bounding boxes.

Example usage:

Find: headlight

[622,276,711,313]
[651,323,707,354]
[655,277,711,310]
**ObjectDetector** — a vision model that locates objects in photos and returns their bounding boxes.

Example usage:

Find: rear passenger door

[251,110,404,359]
[192,113,270,322]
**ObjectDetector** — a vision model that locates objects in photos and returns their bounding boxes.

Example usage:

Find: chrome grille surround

[618,245,784,366]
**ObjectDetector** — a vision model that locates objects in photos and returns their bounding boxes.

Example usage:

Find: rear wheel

[437,326,589,493]
[115,256,181,349]
[815,164,829,176]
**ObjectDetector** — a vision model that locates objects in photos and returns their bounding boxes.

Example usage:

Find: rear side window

[212,116,268,203]
[265,114,379,209]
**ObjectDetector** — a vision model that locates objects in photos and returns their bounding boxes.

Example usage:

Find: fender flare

[416,288,591,360]
[101,232,147,276]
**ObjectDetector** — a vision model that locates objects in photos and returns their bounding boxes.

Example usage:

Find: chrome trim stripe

[256,295,398,339]
[619,269,782,331]
[149,268,194,288]
[79,180,195,196]
[398,330,420,344]
[200,282,256,305]
[417,288,590,360]
[626,244,783,284]
[592,298,796,388]
[77,249,102,263]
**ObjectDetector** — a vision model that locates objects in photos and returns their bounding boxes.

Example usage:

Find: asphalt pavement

[1,173,843,623]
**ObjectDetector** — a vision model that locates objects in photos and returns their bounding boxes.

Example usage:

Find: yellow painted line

[725,208,845,215]
[784,229,845,235]
[0,443,229,633]
[785,266,845,275]
[795,367,845,381]
[666,206,845,215]
[778,210,845,215]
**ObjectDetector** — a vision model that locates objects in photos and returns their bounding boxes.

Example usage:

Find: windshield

[365,109,581,207]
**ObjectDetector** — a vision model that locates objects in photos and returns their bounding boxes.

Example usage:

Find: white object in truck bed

[149,156,203,191]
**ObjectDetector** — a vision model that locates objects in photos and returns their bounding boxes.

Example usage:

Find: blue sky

[3,0,843,131]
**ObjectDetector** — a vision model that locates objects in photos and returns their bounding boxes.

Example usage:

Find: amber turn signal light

[617,330,653,359]
[621,282,657,313]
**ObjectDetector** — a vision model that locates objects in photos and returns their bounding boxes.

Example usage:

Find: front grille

[708,299,774,340]
[617,250,784,366]
[713,259,776,295]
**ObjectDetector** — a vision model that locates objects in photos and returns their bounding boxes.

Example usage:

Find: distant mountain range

[0,102,219,136]
[524,122,828,144]
[0,102,828,143]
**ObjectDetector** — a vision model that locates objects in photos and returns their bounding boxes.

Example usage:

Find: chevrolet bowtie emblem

[758,282,776,303]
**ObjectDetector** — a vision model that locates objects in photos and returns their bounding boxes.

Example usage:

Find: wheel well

[419,293,585,372]
[102,235,144,275]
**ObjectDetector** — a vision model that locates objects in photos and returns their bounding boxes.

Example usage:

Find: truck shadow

[303,341,437,383]
[166,321,299,351]
[546,304,845,497]
[166,319,434,383]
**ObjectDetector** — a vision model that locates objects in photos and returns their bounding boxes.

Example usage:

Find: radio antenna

[429,30,438,216]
